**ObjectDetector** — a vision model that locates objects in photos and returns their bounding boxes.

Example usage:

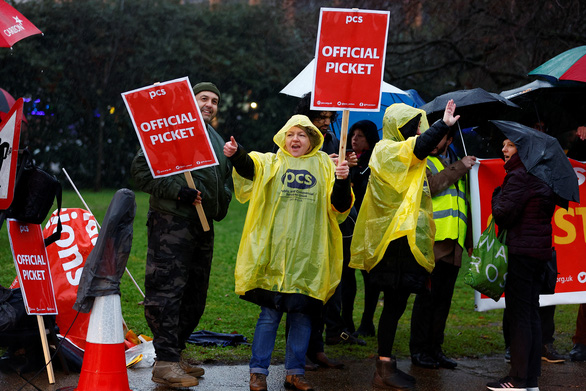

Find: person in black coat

[487,139,558,391]
[340,120,381,337]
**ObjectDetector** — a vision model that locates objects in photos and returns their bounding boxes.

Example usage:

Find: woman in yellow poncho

[223,114,353,391]
[349,100,459,390]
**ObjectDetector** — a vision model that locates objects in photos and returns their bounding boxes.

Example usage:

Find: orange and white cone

[75,295,131,391]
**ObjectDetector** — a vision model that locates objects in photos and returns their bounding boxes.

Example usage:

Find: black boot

[372,357,415,390]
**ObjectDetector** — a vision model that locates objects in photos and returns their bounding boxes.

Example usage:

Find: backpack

[0,148,62,246]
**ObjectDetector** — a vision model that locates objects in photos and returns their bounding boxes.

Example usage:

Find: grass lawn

[0,189,579,364]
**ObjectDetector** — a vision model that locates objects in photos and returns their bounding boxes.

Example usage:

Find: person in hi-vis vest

[409,127,476,370]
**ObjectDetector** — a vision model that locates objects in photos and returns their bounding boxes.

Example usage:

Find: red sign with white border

[8,219,58,315]
[312,8,389,112]
[0,98,23,209]
[121,77,218,178]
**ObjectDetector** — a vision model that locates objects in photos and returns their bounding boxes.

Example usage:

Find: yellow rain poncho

[349,103,436,273]
[233,115,353,304]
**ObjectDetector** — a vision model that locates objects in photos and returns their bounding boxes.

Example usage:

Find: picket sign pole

[336,110,350,179]
[61,168,145,299]
[37,315,55,384]
[184,172,210,231]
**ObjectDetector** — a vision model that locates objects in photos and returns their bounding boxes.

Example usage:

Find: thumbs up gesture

[224,136,238,157]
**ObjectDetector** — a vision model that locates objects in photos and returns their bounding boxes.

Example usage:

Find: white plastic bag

[125,340,155,368]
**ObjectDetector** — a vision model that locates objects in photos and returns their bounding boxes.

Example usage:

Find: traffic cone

[75,294,131,391]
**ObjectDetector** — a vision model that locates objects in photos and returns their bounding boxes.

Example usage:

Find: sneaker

[526,377,539,391]
[250,373,267,391]
[504,347,511,363]
[486,376,527,390]
[179,358,205,377]
[541,343,565,363]
[152,360,199,388]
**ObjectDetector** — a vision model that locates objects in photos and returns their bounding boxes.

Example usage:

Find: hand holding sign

[178,187,202,205]
[335,159,349,180]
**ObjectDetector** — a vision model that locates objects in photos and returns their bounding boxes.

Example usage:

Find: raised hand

[443,99,460,127]
[223,136,238,157]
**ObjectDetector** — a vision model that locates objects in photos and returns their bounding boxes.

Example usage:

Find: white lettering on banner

[325,62,375,75]
[321,46,380,59]
[345,15,363,24]
[22,269,46,280]
[59,244,84,285]
[139,112,197,132]
[150,127,195,145]
[84,212,99,245]
[149,89,166,99]
[46,210,99,286]
[16,254,46,265]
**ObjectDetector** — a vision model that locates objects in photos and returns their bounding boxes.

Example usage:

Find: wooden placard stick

[184,172,210,231]
[336,110,350,179]
[37,315,55,384]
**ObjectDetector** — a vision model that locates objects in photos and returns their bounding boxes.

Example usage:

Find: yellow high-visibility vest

[427,156,468,248]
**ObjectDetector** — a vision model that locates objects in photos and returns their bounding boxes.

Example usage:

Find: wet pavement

[1,356,585,391]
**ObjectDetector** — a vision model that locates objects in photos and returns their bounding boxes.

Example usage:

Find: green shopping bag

[463,219,508,302]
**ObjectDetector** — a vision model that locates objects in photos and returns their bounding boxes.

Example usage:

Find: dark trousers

[340,254,357,332]
[505,253,544,381]
[377,287,411,357]
[144,210,214,362]
[503,303,556,348]
[410,260,460,355]
[573,304,586,345]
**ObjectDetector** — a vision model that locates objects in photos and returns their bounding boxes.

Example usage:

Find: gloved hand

[178,187,200,205]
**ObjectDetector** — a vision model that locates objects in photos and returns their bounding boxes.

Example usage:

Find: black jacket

[491,153,557,261]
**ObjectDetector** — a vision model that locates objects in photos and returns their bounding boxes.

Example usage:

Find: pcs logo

[282,169,317,189]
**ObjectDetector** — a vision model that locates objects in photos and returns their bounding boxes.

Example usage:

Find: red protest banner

[471,158,586,310]
[0,98,23,209]
[44,208,97,349]
[121,77,218,178]
[312,8,389,112]
[8,219,57,315]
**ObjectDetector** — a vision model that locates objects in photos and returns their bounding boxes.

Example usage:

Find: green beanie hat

[192,82,221,102]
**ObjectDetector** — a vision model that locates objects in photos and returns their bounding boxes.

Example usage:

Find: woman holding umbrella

[486,122,577,391]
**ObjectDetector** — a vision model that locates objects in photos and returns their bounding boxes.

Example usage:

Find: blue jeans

[250,307,311,376]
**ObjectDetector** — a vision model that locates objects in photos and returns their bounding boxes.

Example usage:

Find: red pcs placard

[122,77,218,178]
[8,220,57,315]
[312,8,389,112]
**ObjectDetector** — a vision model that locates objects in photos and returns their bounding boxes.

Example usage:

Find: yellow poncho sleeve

[349,104,436,273]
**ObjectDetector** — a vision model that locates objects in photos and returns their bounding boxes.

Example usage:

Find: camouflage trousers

[144,209,214,362]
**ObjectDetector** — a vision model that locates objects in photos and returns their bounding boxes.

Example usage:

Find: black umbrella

[500,79,586,136]
[488,120,579,205]
[420,88,520,130]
